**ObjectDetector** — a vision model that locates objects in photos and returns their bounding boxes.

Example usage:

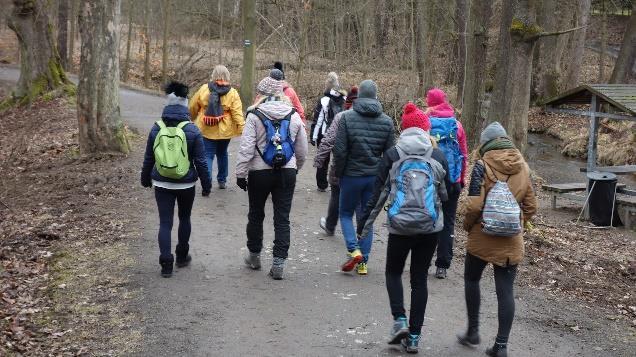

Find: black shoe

[218,182,227,189]
[160,255,174,278]
[485,342,507,357]
[176,254,192,268]
[435,267,447,279]
[175,244,190,267]
[457,330,481,347]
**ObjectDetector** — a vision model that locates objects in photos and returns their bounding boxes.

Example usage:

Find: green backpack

[153,120,190,179]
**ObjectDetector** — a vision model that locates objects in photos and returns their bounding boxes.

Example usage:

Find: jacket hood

[352,97,383,117]
[396,127,433,156]
[482,149,525,176]
[252,98,294,120]
[162,104,190,121]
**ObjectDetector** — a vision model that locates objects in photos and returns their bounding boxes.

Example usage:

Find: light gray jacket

[235,99,308,178]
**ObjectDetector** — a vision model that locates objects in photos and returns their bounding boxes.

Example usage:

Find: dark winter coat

[141,104,212,191]
[332,97,395,177]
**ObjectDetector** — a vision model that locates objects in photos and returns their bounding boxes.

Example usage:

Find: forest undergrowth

[0,87,142,355]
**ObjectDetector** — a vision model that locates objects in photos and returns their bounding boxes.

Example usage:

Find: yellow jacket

[189,84,245,140]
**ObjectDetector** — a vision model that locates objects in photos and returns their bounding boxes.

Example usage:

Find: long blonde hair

[210,65,230,83]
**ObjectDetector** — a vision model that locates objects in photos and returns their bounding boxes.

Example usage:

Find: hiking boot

[435,267,447,279]
[486,342,508,357]
[401,334,420,354]
[175,255,192,268]
[159,255,174,278]
[457,330,481,347]
[269,257,285,280]
[218,182,227,189]
[388,317,409,345]
[319,217,335,236]
[356,262,368,275]
[175,244,190,267]
[341,249,363,272]
[244,252,261,270]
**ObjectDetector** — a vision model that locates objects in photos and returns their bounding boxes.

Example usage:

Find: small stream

[526,133,636,187]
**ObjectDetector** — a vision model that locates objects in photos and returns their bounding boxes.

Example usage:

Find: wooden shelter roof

[543,84,636,116]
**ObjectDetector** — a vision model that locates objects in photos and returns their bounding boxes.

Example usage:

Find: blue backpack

[252,109,296,170]
[386,150,445,235]
[430,117,463,183]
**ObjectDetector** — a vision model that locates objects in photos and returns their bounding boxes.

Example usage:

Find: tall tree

[414,0,428,97]
[77,0,130,154]
[454,0,468,105]
[69,0,79,69]
[161,0,171,84]
[7,0,71,104]
[122,0,134,82]
[240,0,256,108]
[57,0,69,70]
[599,0,608,82]
[564,0,591,88]
[143,0,151,87]
[462,0,493,148]
[610,3,636,83]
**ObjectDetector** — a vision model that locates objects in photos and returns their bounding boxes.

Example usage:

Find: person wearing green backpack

[141,81,212,278]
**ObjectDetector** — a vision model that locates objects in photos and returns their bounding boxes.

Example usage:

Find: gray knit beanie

[270,68,284,81]
[358,80,378,99]
[480,121,508,144]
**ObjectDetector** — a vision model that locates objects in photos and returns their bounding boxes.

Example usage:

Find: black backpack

[325,98,344,127]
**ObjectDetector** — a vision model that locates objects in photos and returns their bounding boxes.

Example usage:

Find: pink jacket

[283,83,305,123]
[426,88,469,186]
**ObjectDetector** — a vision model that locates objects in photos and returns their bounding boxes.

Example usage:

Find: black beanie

[273,61,285,79]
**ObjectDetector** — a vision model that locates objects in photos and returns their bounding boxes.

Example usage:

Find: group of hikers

[140,62,537,356]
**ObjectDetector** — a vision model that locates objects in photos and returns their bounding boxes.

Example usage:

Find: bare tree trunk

[122,0,133,82]
[455,0,468,106]
[488,0,541,152]
[69,0,79,70]
[7,0,71,104]
[462,0,493,148]
[161,0,171,84]
[610,3,636,83]
[414,0,426,97]
[77,0,129,154]
[599,0,607,82]
[296,1,311,85]
[239,0,256,108]
[488,0,514,126]
[564,0,591,88]
[218,0,225,63]
[143,0,151,87]
[538,0,563,101]
[57,0,69,70]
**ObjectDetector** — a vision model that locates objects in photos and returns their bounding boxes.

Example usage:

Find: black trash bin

[587,171,621,226]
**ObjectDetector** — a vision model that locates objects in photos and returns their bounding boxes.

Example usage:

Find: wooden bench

[616,195,636,229]
[542,182,626,209]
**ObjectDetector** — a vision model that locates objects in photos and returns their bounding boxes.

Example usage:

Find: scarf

[203,81,231,126]
[479,137,515,157]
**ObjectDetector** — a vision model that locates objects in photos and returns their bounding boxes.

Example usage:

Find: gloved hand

[310,139,316,146]
[237,177,248,191]
[356,225,364,238]
[202,189,211,197]
[141,179,152,188]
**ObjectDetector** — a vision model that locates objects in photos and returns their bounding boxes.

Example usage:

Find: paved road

[1,66,629,356]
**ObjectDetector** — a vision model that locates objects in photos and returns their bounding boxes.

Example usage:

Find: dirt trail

[1,66,633,356]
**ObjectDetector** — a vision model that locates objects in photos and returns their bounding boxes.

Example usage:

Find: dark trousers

[315,134,329,190]
[246,169,297,259]
[203,138,231,183]
[325,184,340,231]
[155,186,196,261]
[435,185,460,268]
[464,253,518,344]
[386,233,439,335]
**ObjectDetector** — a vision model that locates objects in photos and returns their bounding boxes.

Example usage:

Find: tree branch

[526,25,587,42]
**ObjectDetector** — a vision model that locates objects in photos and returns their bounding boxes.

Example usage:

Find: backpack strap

[177,121,188,130]
[251,109,270,160]
[156,120,167,130]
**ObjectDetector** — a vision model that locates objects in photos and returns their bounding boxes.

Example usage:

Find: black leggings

[464,253,518,344]
[155,186,196,260]
[385,233,438,335]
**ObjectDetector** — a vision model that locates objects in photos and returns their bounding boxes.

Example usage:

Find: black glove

[202,189,210,197]
[237,177,248,191]
[450,182,462,196]
[141,180,152,188]
[356,225,363,237]
[310,139,316,146]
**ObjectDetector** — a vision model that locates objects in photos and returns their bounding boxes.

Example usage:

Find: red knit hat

[401,102,431,131]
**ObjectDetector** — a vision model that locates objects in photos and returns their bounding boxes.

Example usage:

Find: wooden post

[586,94,599,173]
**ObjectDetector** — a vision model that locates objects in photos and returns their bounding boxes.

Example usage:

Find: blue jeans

[339,175,375,262]
[203,138,231,183]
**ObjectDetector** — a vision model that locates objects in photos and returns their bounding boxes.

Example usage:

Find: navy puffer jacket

[141,104,212,191]
[332,98,395,177]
